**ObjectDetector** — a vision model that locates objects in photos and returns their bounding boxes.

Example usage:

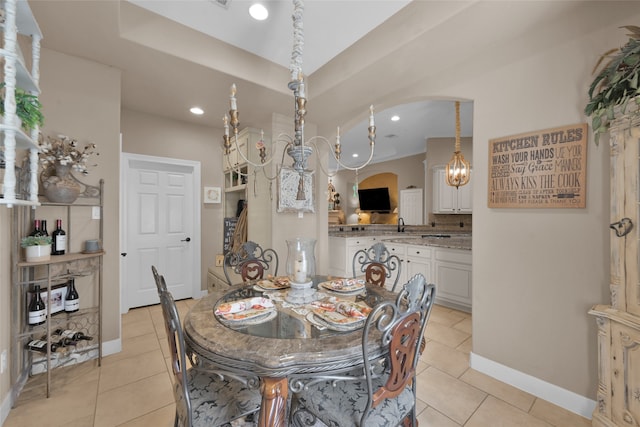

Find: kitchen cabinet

[590,99,640,426]
[328,236,383,278]
[432,167,472,214]
[11,181,104,400]
[0,0,42,207]
[400,188,423,225]
[434,247,472,311]
[405,244,432,284]
[384,242,407,288]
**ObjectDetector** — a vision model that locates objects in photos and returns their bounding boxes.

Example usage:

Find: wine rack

[10,180,104,401]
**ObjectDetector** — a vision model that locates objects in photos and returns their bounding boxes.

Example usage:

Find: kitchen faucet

[397,217,405,233]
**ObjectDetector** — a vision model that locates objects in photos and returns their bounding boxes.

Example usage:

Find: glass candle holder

[286,237,316,284]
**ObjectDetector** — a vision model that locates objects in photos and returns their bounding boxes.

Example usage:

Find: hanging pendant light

[445,101,471,188]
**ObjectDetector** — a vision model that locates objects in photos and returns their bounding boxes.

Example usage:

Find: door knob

[181,237,191,242]
[121,253,127,257]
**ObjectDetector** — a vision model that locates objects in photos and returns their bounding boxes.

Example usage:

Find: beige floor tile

[121,317,157,340]
[425,321,471,348]
[459,368,535,413]
[416,406,461,427]
[94,372,174,427]
[122,307,151,325]
[456,336,472,354]
[98,348,168,393]
[529,398,592,427]
[420,340,469,378]
[103,332,160,363]
[465,396,553,427]
[429,305,468,327]
[416,367,486,425]
[117,403,175,427]
[453,316,472,334]
[4,376,98,427]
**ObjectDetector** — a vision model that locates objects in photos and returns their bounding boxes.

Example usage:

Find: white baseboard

[469,352,596,419]
[102,337,122,357]
[1,390,11,427]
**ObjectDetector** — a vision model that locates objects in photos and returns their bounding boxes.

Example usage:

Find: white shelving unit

[0,0,42,207]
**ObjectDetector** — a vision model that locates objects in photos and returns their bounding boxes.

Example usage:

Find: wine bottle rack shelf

[11,180,104,402]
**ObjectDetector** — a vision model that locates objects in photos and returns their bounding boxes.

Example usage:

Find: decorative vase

[41,162,81,204]
[285,237,317,304]
[25,245,51,262]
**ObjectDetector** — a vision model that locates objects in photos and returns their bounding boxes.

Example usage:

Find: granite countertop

[381,235,471,250]
[328,227,472,250]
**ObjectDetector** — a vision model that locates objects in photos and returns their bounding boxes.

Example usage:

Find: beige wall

[120,109,222,292]
[0,48,122,409]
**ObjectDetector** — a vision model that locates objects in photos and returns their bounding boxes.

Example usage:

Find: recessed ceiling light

[190,107,204,115]
[249,3,268,20]
[391,115,400,121]
[352,153,359,158]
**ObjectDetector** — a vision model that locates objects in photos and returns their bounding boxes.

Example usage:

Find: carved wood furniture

[223,241,279,285]
[292,274,435,426]
[183,277,397,427]
[156,276,261,427]
[590,102,640,426]
[352,242,403,291]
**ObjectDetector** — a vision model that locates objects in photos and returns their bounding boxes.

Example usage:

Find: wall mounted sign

[488,123,587,208]
[204,186,221,204]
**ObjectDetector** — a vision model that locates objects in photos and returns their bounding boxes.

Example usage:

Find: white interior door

[121,153,201,310]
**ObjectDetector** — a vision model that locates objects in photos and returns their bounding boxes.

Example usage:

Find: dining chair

[158,287,262,427]
[223,240,279,285]
[151,265,168,295]
[352,242,402,292]
[292,273,435,427]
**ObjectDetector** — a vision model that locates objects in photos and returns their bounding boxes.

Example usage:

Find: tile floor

[4,300,592,427]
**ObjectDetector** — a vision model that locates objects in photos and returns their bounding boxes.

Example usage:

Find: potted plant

[21,235,52,262]
[0,82,45,133]
[585,25,640,145]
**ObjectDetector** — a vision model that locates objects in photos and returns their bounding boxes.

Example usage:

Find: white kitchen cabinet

[434,247,472,311]
[400,188,423,225]
[432,167,472,214]
[384,242,407,288]
[405,244,432,284]
[327,236,382,278]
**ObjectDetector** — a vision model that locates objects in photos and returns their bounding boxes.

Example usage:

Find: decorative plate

[319,278,366,294]
[256,276,290,290]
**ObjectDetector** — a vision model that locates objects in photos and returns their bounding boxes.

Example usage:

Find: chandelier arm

[304,135,375,172]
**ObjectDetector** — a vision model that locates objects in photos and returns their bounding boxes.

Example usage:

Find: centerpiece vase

[41,162,81,204]
[285,237,318,304]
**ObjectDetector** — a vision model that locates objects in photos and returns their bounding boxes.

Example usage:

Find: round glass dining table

[183,275,396,427]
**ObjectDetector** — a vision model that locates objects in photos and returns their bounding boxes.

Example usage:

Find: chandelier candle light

[222,0,377,208]
[445,101,471,188]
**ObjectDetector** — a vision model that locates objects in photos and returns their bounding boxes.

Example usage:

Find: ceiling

[28,0,597,166]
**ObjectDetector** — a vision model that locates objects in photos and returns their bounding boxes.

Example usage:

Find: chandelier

[222,0,376,204]
[445,101,471,188]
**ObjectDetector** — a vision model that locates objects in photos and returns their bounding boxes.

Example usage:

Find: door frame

[120,152,202,313]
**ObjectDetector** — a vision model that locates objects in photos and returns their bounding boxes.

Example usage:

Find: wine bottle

[26,339,58,353]
[64,279,79,313]
[49,335,78,347]
[41,220,49,236]
[51,219,66,255]
[29,219,42,236]
[28,285,46,326]
[54,329,93,341]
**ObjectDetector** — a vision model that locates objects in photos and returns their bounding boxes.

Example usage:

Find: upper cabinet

[0,0,43,207]
[432,167,472,214]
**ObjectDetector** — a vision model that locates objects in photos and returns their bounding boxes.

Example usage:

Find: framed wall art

[278,167,315,213]
[204,186,221,204]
